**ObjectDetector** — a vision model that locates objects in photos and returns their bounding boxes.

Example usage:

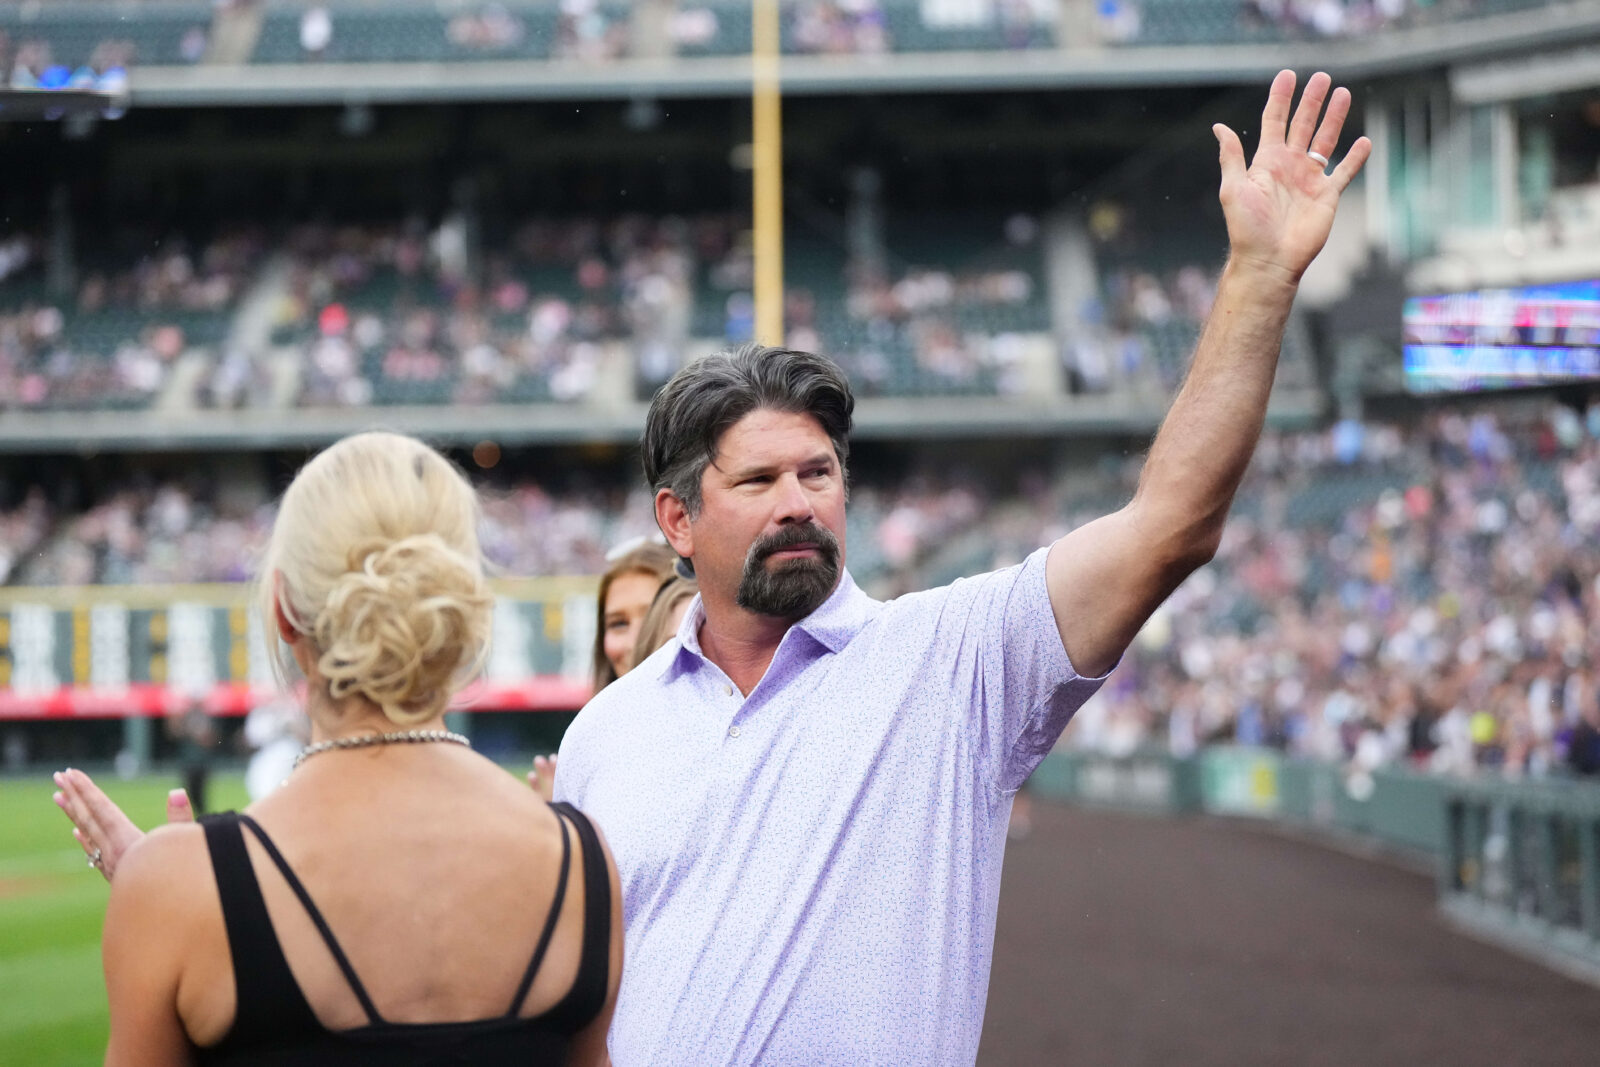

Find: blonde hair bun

[259,432,491,726]
[316,534,491,726]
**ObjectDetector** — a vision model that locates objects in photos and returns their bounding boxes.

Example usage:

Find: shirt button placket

[728,725,741,738]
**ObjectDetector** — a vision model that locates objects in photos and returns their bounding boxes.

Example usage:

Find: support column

[1491,102,1520,230]
[122,714,152,773]
[1365,99,1393,262]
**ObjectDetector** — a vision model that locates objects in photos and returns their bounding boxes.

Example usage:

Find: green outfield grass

[0,772,250,1067]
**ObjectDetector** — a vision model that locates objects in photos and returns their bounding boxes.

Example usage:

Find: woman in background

[628,575,699,672]
[592,540,678,690]
[61,432,621,1065]
[529,540,676,801]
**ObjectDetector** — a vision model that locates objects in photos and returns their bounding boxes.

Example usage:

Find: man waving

[556,71,1371,1065]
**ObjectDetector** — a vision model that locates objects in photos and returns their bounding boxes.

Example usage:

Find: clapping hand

[52,768,192,883]
[527,753,558,803]
[1212,70,1372,285]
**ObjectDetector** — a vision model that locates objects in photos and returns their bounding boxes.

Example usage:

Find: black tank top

[193,803,610,1066]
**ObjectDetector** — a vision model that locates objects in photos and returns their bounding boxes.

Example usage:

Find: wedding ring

[1307,149,1330,168]
[88,847,103,869]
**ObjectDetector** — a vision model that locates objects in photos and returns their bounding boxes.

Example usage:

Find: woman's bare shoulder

[114,822,212,899]
[105,821,216,962]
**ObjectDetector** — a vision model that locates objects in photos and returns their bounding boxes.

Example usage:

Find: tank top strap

[199,813,322,1043]
[506,806,573,1016]
[236,813,384,1026]
[539,802,613,1032]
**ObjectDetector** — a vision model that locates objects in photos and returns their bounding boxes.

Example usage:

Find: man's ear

[655,488,694,562]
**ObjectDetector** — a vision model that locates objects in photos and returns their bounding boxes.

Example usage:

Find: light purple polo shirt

[554,545,1107,1066]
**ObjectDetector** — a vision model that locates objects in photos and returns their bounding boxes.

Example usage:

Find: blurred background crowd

[9,400,1600,780]
[4,0,1599,791]
[1,0,1524,86]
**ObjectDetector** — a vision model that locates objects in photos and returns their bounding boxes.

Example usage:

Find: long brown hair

[629,576,700,672]
[591,541,678,692]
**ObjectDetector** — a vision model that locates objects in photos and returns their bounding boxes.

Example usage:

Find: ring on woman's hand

[88,847,103,870]
[1306,149,1330,168]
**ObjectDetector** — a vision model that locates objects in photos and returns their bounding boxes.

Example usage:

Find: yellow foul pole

[752,0,784,344]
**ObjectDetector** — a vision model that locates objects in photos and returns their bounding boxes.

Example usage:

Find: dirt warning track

[981,801,1600,1066]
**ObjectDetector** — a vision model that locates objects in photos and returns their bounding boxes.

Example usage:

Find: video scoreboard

[1404,279,1600,394]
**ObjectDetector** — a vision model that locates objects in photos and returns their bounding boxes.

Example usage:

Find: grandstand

[5,2,1600,1059]
[4,0,1600,781]
[3,1,1600,743]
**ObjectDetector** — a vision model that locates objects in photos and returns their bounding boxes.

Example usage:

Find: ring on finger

[1307,149,1330,168]
[88,847,103,870]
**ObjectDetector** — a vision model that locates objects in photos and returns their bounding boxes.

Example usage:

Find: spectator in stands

[180,25,209,64]
[7,39,52,89]
[448,5,528,51]
[54,431,622,1063]
[1094,0,1142,43]
[1569,696,1600,776]
[299,5,333,59]
[556,0,628,61]
[791,0,889,55]
[198,345,274,409]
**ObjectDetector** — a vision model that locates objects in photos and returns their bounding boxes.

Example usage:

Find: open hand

[527,753,558,804]
[52,768,192,883]
[1213,70,1372,285]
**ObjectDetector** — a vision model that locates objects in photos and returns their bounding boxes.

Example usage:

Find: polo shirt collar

[792,569,873,653]
[657,569,873,680]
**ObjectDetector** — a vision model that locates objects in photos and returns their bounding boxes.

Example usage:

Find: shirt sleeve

[938,545,1114,795]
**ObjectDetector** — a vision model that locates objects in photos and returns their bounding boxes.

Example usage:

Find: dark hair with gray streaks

[642,343,855,519]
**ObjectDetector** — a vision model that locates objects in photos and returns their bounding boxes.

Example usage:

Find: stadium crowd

[1046,403,1600,780]
[1240,0,1490,39]
[276,211,1056,403]
[0,228,266,411]
[9,399,1600,779]
[0,0,1536,82]
[276,214,720,404]
[1058,261,1222,396]
[796,222,1047,396]
[2,466,992,593]
[3,210,1058,409]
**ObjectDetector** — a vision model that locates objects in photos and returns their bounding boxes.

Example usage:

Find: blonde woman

[56,432,621,1066]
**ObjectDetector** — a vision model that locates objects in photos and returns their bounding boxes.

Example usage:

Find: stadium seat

[0,1,208,69]
[252,2,559,65]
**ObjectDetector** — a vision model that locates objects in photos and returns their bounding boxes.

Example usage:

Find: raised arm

[103,825,210,1066]
[1047,70,1371,678]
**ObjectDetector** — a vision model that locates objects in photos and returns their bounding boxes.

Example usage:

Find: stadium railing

[1440,775,1600,979]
